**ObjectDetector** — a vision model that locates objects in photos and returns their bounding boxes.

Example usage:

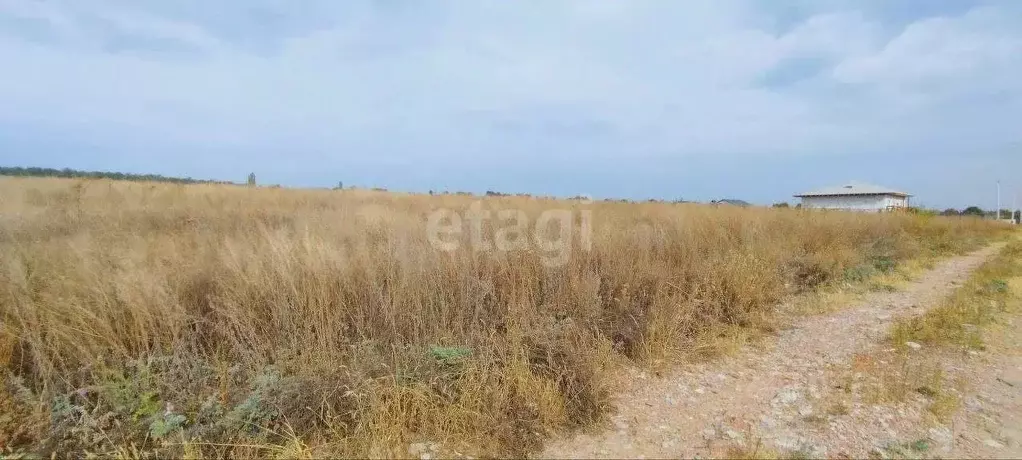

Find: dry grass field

[0,177,1010,458]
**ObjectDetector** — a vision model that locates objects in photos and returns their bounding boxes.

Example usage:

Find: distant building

[711,199,752,207]
[794,182,911,212]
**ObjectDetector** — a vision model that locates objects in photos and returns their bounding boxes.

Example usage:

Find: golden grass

[0,177,1010,457]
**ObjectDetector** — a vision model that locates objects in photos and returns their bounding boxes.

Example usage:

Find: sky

[1,0,1021,209]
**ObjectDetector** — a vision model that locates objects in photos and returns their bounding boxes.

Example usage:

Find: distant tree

[247,172,257,186]
[961,206,985,217]
[1014,210,1021,223]
[0,165,223,184]
[772,202,790,208]
[940,208,960,216]
[336,181,344,190]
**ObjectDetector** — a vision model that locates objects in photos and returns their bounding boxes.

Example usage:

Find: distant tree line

[936,206,1017,218]
[937,206,984,217]
[0,166,232,185]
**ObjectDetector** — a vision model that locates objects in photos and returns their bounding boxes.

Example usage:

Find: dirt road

[947,312,1022,459]
[540,244,1009,459]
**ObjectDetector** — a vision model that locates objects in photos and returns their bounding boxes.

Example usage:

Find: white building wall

[800,194,908,212]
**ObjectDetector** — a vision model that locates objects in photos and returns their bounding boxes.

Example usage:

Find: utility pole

[1014,192,1019,224]
[996,181,1001,221]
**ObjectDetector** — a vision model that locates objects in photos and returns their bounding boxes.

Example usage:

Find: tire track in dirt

[538,243,1005,459]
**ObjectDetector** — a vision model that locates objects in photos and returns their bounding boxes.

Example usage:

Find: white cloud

[833,7,1021,90]
[0,0,1019,172]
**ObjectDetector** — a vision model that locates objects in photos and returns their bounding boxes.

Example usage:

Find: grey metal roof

[712,199,752,206]
[794,182,911,198]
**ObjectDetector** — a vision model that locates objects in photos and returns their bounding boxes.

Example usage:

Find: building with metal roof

[794,182,911,212]
[711,198,752,207]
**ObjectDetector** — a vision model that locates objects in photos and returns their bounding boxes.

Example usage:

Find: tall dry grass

[0,177,1009,457]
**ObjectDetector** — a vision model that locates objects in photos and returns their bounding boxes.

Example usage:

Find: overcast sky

[1,0,1020,208]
